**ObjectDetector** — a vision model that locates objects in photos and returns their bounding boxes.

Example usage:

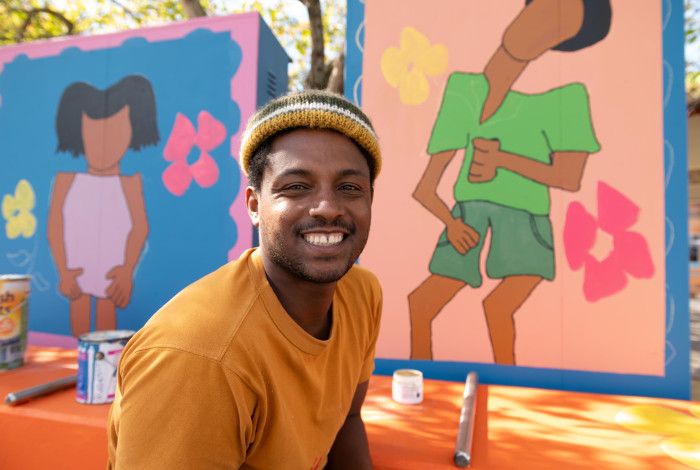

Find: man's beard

[264,220,366,284]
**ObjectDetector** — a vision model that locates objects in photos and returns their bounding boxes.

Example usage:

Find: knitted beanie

[239,90,381,178]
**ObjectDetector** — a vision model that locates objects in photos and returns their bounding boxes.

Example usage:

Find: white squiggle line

[663,0,672,30]
[663,60,673,108]
[665,340,676,366]
[353,75,362,106]
[32,272,50,292]
[666,217,675,256]
[355,20,365,54]
[666,284,675,334]
[6,250,31,267]
[664,139,674,188]
[666,217,676,256]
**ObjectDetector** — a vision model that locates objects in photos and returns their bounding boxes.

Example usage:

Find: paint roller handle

[4,375,77,406]
[454,371,478,467]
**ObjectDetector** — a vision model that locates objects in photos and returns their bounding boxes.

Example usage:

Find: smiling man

[107,91,382,469]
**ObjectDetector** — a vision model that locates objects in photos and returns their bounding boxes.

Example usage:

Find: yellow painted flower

[2,179,36,239]
[381,27,448,105]
[617,404,700,468]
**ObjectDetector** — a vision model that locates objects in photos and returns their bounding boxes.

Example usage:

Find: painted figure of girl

[48,75,159,337]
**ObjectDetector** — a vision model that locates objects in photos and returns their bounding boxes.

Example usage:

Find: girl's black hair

[56,75,159,156]
[525,0,612,52]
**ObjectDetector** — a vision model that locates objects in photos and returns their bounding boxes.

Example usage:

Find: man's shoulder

[126,249,260,361]
[337,264,382,307]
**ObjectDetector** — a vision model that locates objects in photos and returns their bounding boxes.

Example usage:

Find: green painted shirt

[427,73,600,215]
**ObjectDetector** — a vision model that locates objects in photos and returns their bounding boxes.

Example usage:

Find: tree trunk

[180,0,207,18]
[325,52,344,94]
[300,0,327,90]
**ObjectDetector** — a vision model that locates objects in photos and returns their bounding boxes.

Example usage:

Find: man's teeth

[304,233,344,246]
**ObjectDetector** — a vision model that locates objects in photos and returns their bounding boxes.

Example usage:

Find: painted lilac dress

[63,174,132,298]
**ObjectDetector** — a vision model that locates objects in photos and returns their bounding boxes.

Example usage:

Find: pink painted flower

[162,111,226,196]
[564,182,654,302]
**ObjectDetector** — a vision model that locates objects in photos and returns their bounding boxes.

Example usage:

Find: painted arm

[469,138,589,191]
[47,173,83,300]
[106,174,149,308]
[325,380,372,469]
[413,151,479,254]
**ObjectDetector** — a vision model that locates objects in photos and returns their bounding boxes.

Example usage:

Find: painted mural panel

[358,0,678,383]
[0,14,283,337]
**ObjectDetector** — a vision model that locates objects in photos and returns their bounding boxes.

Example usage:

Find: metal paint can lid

[0,274,32,281]
[78,330,135,344]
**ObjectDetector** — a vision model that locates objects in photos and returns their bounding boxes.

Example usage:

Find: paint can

[392,369,424,405]
[0,275,31,371]
[76,330,134,404]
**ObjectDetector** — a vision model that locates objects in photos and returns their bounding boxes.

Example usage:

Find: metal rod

[4,375,77,406]
[454,371,478,467]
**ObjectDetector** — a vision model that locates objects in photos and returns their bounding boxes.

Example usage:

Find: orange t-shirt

[108,248,382,469]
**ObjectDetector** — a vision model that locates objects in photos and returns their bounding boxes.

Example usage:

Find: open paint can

[0,275,31,371]
[76,330,134,404]
[392,369,424,405]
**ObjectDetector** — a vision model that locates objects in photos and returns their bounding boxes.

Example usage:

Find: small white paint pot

[392,369,423,405]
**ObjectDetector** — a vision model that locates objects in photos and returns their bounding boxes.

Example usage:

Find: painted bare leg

[482,275,542,365]
[409,274,465,360]
[95,298,117,331]
[70,295,91,337]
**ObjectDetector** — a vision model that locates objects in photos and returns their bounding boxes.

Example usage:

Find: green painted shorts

[429,201,554,287]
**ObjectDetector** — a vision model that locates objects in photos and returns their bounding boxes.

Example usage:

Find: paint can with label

[0,275,31,371]
[392,369,424,405]
[76,330,134,404]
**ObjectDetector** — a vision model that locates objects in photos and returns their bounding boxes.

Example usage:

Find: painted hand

[58,268,83,300]
[468,138,501,183]
[105,265,134,309]
[447,218,480,254]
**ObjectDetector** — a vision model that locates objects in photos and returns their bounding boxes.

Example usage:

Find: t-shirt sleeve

[427,73,472,155]
[358,277,383,383]
[109,348,255,469]
[543,83,601,154]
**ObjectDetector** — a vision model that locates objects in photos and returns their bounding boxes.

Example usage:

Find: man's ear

[245,186,260,227]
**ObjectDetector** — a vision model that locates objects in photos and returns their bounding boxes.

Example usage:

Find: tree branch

[109,0,141,22]
[14,7,75,42]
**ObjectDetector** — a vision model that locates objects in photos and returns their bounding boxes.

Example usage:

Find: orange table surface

[365,377,699,469]
[1,346,698,469]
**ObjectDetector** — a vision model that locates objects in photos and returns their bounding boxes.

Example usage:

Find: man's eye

[339,184,361,192]
[283,184,308,191]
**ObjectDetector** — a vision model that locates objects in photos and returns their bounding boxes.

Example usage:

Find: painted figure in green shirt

[409,0,611,364]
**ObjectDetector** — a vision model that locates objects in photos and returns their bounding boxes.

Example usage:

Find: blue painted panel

[0,30,246,335]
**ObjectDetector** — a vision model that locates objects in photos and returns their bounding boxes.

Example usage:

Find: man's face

[247,128,373,284]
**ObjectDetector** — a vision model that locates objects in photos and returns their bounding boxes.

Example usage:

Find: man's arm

[109,348,252,469]
[325,380,372,469]
[469,138,589,191]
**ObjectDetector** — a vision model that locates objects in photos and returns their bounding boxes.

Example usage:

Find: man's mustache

[295,219,356,235]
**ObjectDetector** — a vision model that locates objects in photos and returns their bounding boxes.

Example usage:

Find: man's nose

[308,191,343,221]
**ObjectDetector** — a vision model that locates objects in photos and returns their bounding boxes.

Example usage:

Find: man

[108,90,382,469]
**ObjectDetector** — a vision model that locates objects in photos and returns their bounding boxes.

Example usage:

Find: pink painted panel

[362,0,665,375]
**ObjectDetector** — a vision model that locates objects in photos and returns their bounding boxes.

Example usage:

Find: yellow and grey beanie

[239,90,381,178]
